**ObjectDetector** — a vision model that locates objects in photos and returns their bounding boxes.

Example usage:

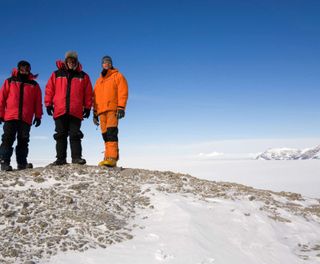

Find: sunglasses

[66,58,77,63]
[19,65,31,71]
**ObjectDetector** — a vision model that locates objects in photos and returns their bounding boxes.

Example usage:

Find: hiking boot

[51,159,67,166]
[98,158,117,167]
[17,163,33,170]
[72,158,86,165]
[1,162,13,171]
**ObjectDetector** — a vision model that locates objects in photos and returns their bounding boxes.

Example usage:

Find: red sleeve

[0,79,10,118]
[45,72,55,107]
[35,84,43,119]
[83,74,93,110]
[93,79,98,113]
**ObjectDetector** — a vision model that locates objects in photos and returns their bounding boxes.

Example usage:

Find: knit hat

[65,51,78,61]
[101,55,113,65]
[17,60,31,69]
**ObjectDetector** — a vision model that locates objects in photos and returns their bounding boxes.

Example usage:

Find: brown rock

[4,210,15,217]
[34,176,45,183]
[66,196,74,204]
[60,228,68,235]
[17,216,31,223]
[31,171,41,177]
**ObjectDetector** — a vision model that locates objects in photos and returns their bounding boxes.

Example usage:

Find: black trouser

[0,120,31,165]
[54,115,83,160]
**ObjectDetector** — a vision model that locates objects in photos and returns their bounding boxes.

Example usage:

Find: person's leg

[0,121,18,171]
[53,115,68,165]
[99,111,118,166]
[15,121,31,169]
[69,116,85,164]
[98,112,108,162]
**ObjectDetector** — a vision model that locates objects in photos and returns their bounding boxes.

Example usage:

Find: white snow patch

[46,189,320,264]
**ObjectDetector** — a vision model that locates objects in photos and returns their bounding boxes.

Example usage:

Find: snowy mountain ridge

[256,145,320,160]
[0,165,319,263]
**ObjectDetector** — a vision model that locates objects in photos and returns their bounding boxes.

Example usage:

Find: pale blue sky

[0,0,319,165]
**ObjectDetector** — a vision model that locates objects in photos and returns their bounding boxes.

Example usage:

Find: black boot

[1,162,13,171]
[17,163,33,170]
[72,158,86,165]
[51,159,67,166]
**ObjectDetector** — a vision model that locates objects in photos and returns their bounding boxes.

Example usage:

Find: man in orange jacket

[93,55,128,167]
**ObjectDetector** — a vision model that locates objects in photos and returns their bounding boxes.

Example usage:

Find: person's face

[66,57,77,70]
[102,61,112,70]
[19,65,30,75]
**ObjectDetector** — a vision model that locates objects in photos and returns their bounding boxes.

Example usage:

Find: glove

[0,117,4,124]
[46,106,54,116]
[83,108,90,119]
[33,118,41,127]
[93,114,99,126]
[117,109,125,119]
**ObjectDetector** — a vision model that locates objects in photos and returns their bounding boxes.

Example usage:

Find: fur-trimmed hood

[56,60,82,72]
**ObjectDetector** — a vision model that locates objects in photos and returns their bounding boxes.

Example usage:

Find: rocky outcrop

[0,165,319,263]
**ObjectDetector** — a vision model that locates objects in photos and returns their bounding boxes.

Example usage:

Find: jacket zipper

[66,73,72,114]
[18,82,24,120]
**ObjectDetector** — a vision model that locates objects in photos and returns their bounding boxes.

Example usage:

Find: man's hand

[0,117,4,125]
[83,108,90,119]
[33,118,41,127]
[117,109,125,119]
[93,114,99,126]
[46,106,54,116]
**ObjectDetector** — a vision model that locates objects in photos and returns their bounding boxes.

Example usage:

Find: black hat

[101,55,113,65]
[17,60,31,69]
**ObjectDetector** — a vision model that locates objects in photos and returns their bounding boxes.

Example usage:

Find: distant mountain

[299,145,320,160]
[256,145,320,160]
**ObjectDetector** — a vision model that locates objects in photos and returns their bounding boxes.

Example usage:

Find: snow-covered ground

[47,189,320,264]
[5,158,317,264]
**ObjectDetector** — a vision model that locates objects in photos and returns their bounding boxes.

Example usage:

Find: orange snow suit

[93,68,128,160]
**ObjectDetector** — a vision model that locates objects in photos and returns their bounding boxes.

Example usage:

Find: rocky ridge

[0,165,319,263]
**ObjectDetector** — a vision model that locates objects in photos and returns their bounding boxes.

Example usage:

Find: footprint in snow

[155,249,174,261]
[198,257,215,264]
[145,233,160,241]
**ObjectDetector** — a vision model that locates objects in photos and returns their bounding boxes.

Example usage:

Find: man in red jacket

[0,61,43,171]
[45,51,92,165]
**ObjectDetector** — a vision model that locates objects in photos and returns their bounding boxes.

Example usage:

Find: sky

[0,0,320,167]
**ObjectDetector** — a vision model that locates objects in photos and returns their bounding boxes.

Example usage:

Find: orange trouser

[99,111,119,160]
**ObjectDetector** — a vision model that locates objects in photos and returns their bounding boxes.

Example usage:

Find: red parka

[0,69,43,125]
[45,61,92,119]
